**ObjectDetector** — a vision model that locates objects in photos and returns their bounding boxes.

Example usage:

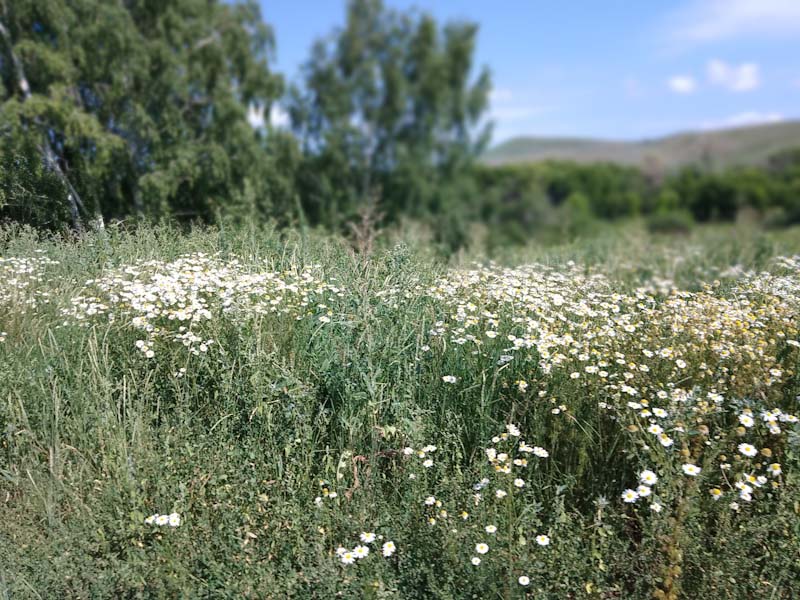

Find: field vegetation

[2,222,799,598]
[3,2,800,597]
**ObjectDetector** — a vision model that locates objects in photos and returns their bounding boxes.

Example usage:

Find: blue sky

[259,0,800,144]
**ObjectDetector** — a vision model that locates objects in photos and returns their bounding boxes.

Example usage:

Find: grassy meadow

[1,222,800,598]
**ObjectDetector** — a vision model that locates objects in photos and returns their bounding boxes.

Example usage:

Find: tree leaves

[289,0,491,234]
[0,0,286,228]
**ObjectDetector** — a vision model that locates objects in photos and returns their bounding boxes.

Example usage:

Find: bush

[646,210,695,234]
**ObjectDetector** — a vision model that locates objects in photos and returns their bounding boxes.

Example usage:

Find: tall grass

[1,222,799,598]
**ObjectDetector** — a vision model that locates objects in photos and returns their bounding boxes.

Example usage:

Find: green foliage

[471,162,646,245]
[561,191,595,237]
[3,0,800,252]
[289,0,491,236]
[0,144,69,226]
[646,210,694,234]
[0,0,289,228]
[655,188,681,214]
[471,147,800,246]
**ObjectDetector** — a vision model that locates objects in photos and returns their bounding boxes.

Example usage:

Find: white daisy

[682,464,701,476]
[360,532,376,544]
[737,443,757,457]
[382,541,396,557]
[622,489,639,503]
[639,470,658,486]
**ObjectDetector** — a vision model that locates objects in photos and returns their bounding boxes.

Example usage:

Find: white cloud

[670,0,800,43]
[701,111,783,130]
[668,75,696,94]
[707,60,760,92]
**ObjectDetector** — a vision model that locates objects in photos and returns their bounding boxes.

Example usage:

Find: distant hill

[482,121,800,170]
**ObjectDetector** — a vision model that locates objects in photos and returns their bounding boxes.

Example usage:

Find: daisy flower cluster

[313,479,339,506]
[402,443,439,474]
[420,493,448,526]
[335,531,396,565]
[399,424,553,574]
[465,425,552,568]
[702,404,796,506]
[0,255,59,308]
[422,257,799,520]
[744,255,800,305]
[423,259,798,400]
[481,423,548,491]
[444,423,550,568]
[621,393,798,512]
[400,443,445,525]
[424,261,621,375]
[62,253,343,360]
[621,469,662,512]
[144,512,182,527]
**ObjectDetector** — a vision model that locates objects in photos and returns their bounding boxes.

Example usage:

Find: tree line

[2,0,799,249]
[474,150,800,245]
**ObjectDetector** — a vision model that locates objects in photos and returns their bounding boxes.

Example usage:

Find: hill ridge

[483,120,800,169]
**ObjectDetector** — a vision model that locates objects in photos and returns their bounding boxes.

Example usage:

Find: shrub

[647,210,695,234]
